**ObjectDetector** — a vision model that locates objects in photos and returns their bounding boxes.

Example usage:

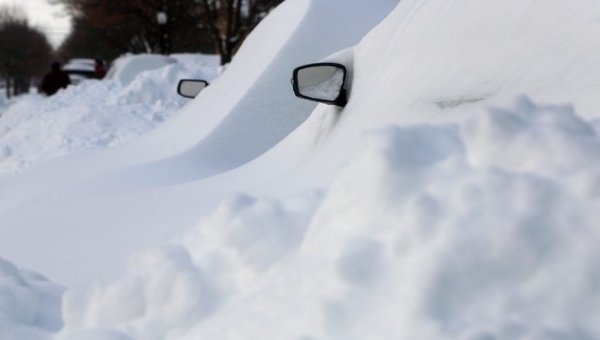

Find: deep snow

[2,0,600,339]
[0,0,399,287]
[0,54,221,175]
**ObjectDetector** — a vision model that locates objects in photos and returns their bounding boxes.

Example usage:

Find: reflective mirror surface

[292,63,347,106]
[177,79,208,98]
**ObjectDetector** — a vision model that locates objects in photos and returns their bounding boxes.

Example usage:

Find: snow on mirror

[292,63,347,107]
[177,79,209,98]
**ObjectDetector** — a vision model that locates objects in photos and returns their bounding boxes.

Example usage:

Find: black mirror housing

[177,79,209,98]
[291,63,348,107]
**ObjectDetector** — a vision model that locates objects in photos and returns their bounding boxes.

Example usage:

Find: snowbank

[54,0,600,338]
[291,97,600,339]
[350,0,600,116]
[109,0,401,174]
[58,97,600,339]
[59,190,322,339]
[0,0,399,287]
[3,0,600,339]
[0,258,63,340]
[106,54,177,87]
[0,55,221,174]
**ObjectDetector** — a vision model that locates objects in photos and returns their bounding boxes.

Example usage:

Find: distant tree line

[0,0,283,98]
[52,0,284,65]
[0,6,53,98]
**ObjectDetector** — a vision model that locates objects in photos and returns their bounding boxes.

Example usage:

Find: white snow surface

[2,0,600,339]
[0,258,63,340]
[106,54,176,86]
[0,54,221,174]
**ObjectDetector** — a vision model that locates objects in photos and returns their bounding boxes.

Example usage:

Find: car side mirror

[177,79,209,98]
[291,63,348,107]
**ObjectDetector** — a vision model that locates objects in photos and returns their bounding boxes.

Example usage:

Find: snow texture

[106,54,176,87]
[0,258,63,340]
[49,97,600,340]
[1,0,600,339]
[0,54,221,174]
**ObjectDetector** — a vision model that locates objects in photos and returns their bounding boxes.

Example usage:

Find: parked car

[63,58,96,85]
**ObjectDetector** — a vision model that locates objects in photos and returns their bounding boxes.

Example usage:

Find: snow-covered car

[105,54,177,86]
[63,58,96,85]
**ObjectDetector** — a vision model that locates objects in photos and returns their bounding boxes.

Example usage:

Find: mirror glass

[178,80,208,98]
[296,65,345,101]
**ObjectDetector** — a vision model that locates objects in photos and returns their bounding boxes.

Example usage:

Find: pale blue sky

[0,0,71,47]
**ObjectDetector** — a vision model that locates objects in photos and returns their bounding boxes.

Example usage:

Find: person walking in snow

[39,61,71,96]
[94,59,106,79]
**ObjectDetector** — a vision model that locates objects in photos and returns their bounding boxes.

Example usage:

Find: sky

[0,0,71,47]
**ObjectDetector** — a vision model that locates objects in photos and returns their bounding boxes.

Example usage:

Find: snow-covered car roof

[63,59,95,72]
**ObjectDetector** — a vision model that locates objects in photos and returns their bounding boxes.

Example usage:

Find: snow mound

[60,192,322,339]
[0,0,399,287]
[295,97,600,339]
[58,97,600,339]
[112,0,401,175]
[4,0,600,338]
[0,56,221,174]
[106,54,177,87]
[350,0,600,117]
[0,258,63,340]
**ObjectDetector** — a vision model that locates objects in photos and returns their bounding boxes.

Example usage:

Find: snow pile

[60,191,322,339]
[0,258,63,340]
[113,57,221,108]
[0,0,399,288]
[348,0,600,119]
[2,0,600,338]
[121,0,400,173]
[294,98,600,339]
[0,55,221,174]
[60,246,221,340]
[55,97,600,339]
[106,54,175,87]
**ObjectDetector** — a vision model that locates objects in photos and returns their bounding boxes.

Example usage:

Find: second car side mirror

[291,63,348,107]
[177,79,209,98]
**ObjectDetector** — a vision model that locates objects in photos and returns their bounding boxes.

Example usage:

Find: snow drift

[2,0,600,339]
[59,96,600,339]
[0,0,399,286]
[0,54,221,174]
[106,54,177,86]
[0,258,63,340]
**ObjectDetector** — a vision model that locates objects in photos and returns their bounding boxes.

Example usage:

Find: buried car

[291,49,488,110]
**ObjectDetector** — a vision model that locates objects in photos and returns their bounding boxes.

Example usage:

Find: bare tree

[52,0,283,65]
[53,0,213,59]
[200,0,283,64]
[0,5,53,98]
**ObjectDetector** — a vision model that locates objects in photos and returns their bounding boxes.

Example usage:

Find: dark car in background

[63,59,96,85]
